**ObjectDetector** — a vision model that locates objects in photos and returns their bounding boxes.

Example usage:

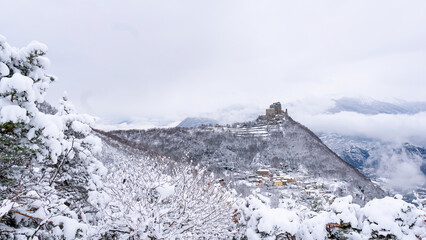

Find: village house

[257,169,270,175]
[273,181,283,186]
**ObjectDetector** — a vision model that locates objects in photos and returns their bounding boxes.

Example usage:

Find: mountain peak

[177,117,218,128]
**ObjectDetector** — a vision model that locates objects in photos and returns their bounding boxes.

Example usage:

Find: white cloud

[1,0,426,122]
[372,146,426,194]
[292,111,426,143]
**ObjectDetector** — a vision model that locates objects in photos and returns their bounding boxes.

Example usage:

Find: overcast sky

[1,0,426,136]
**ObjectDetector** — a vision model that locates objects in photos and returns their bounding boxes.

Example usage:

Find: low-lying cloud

[293,111,426,144]
[369,145,426,194]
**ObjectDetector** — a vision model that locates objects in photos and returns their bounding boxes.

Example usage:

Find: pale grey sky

[1,0,426,133]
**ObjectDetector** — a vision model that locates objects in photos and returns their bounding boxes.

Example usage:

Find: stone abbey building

[258,102,288,122]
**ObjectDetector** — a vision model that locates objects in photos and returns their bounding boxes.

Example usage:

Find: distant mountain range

[327,97,426,115]
[177,117,218,128]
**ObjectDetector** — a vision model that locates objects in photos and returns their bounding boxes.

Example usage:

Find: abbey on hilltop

[258,102,288,123]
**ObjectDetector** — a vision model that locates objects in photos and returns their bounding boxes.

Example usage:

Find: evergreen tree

[0,35,105,239]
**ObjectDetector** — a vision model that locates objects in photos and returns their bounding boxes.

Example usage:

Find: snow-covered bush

[236,193,425,240]
[0,35,105,239]
[94,155,237,239]
[299,195,425,239]
[236,193,301,240]
[358,195,425,239]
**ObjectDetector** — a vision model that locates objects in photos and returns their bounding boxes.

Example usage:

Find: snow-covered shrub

[95,155,237,239]
[237,193,301,240]
[0,35,105,239]
[358,195,425,239]
[298,195,426,240]
[237,193,425,240]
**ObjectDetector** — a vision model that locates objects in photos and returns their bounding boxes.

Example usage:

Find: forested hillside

[108,116,384,205]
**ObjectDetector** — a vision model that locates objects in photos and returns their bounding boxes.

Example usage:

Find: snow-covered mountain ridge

[174,98,426,203]
[105,114,385,205]
[94,126,426,239]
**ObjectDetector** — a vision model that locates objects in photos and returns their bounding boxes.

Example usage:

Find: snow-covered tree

[0,35,105,239]
[94,154,237,239]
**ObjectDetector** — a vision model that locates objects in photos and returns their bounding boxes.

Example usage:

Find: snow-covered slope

[106,116,385,205]
[94,128,425,240]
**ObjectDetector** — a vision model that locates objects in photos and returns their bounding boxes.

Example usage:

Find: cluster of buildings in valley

[253,169,295,187]
[241,167,335,202]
